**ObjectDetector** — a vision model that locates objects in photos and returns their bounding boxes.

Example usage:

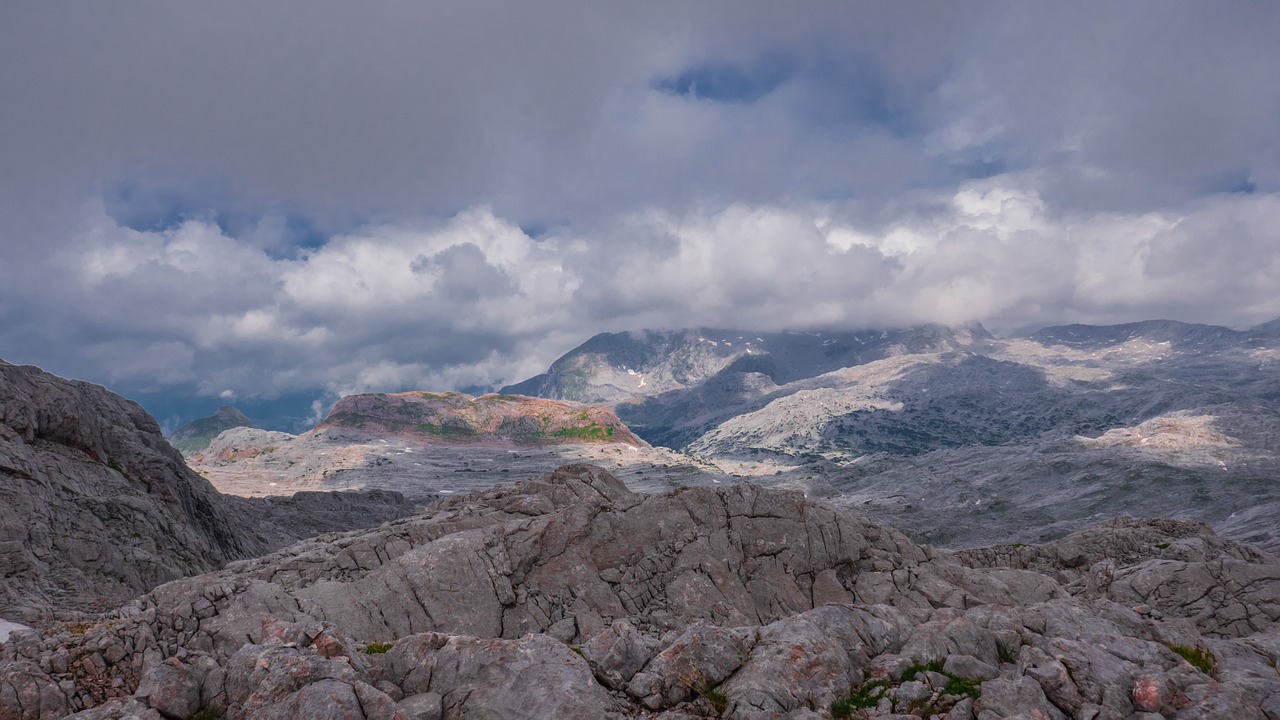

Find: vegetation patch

[832,680,889,717]
[363,641,394,654]
[105,458,131,481]
[832,657,986,718]
[679,673,728,714]
[900,658,944,681]
[1169,644,1217,677]
[997,642,1020,665]
[415,422,477,437]
[553,423,614,441]
[943,674,981,699]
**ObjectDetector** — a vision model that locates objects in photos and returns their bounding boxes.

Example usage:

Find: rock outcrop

[0,360,416,624]
[3,465,1276,719]
[189,426,294,465]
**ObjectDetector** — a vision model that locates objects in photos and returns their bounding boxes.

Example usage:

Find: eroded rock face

[0,360,416,623]
[2,464,1277,719]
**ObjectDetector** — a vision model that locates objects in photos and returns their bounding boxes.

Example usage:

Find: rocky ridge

[2,464,1277,719]
[0,360,416,624]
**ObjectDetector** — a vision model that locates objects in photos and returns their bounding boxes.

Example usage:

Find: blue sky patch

[653,53,797,104]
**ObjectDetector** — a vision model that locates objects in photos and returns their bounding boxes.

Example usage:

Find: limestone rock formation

[2,465,1276,719]
[0,360,416,624]
[189,426,295,465]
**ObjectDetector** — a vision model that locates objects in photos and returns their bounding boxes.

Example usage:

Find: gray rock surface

[0,359,418,623]
[1,464,1276,719]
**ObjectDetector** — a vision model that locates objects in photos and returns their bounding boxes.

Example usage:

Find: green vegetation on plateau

[319,391,638,446]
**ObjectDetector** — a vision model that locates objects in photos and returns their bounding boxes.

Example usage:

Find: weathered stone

[1,458,1278,720]
[721,604,909,719]
[580,620,659,690]
[627,623,755,708]
[973,676,1067,720]
[386,632,615,719]
[135,657,201,719]
[943,654,999,682]
[396,692,442,720]
[0,360,415,624]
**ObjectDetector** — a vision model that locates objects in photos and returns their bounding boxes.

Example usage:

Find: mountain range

[497,318,1280,550]
[2,320,1280,718]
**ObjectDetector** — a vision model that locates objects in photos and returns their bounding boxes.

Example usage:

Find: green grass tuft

[702,685,728,714]
[900,658,944,681]
[363,641,394,654]
[1169,644,1217,677]
[997,642,1019,665]
[832,680,889,717]
[943,675,981,699]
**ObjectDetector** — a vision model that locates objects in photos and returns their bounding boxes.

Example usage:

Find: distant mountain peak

[1029,319,1246,350]
[212,405,251,423]
[500,323,995,406]
[169,405,253,457]
[1249,316,1280,336]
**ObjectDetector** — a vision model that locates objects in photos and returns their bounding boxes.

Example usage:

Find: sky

[2,2,1278,428]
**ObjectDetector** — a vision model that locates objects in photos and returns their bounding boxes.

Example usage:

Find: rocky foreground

[2,465,1278,719]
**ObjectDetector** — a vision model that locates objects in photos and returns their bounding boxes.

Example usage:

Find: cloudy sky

[2,2,1278,425]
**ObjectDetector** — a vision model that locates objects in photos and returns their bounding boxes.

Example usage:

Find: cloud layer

[10,183,1275,401]
[1,2,1278,405]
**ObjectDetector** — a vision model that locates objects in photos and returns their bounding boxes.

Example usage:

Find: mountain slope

[0,360,414,622]
[168,405,252,458]
[501,324,995,405]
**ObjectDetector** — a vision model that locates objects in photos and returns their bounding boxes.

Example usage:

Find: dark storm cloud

[0,2,1278,404]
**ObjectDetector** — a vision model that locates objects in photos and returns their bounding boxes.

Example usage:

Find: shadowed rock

[0,360,417,624]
